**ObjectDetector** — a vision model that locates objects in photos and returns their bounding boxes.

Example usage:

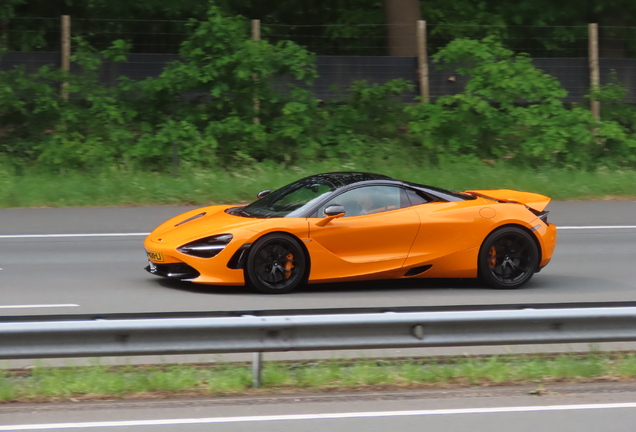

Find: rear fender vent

[404,265,432,277]
[528,208,549,225]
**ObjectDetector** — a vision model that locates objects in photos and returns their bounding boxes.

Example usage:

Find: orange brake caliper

[488,246,497,268]
[284,253,295,279]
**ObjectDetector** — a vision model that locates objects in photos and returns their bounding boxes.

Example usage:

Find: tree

[383,0,422,56]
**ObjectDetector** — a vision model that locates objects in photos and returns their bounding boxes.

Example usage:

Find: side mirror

[324,205,346,217]
[257,190,271,200]
[316,205,345,227]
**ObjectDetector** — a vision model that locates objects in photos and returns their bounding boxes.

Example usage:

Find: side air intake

[404,265,432,277]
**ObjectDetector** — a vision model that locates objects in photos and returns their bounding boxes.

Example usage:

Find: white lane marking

[0,304,79,310]
[2,402,636,430]
[0,233,150,239]
[558,225,636,230]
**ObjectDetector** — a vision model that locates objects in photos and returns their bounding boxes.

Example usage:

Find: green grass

[2,159,636,208]
[2,354,636,403]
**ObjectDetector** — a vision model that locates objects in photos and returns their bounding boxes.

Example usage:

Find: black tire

[478,226,539,290]
[245,233,308,294]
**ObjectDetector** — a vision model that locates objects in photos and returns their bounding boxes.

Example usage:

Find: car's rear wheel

[478,226,539,290]
[245,233,307,294]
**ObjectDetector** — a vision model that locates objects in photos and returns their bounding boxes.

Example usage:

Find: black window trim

[307,183,415,218]
[295,180,466,218]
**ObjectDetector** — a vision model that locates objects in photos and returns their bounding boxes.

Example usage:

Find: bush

[0,6,319,172]
[2,18,636,173]
[405,37,636,169]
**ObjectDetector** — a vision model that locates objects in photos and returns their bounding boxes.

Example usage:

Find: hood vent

[175,212,206,227]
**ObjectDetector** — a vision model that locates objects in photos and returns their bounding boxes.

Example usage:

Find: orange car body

[144,174,557,288]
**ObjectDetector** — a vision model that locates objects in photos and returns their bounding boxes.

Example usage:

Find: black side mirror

[324,204,346,217]
[257,190,271,200]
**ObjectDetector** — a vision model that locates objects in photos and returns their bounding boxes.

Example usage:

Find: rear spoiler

[465,189,551,212]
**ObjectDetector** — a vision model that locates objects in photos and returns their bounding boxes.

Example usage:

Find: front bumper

[145,262,200,281]
[144,239,247,285]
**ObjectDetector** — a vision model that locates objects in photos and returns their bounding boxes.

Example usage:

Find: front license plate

[146,250,164,262]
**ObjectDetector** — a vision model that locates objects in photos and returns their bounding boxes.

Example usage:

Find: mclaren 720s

[144,172,557,294]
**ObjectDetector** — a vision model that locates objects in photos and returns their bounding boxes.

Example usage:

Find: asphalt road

[1,202,636,427]
[1,201,636,317]
[2,383,636,431]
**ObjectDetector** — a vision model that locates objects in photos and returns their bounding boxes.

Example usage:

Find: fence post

[588,23,600,121]
[252,19,261,124]
[416,20,429,103]
[61,15,71,99]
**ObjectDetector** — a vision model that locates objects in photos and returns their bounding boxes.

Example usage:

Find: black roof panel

[305,172,393,187]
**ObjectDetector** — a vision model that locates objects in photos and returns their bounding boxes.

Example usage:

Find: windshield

[237,177,337,218]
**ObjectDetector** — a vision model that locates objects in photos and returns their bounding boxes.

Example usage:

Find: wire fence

[427,24,591,58]
[2,18,634,57]
[1,17,190,53]
[2,18,636,102]
[72,19,190,53]
[264,23,392,56]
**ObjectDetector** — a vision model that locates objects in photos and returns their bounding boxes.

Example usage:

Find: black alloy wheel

[245,233,307,294]
[478,226,539,289]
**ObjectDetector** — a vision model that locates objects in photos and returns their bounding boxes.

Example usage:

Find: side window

[319,186,408,217]
[405,188,430,206]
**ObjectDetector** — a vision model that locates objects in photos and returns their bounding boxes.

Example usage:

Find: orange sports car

[144,172,557,294]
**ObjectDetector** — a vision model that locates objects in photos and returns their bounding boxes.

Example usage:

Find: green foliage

[2,10,636,173]
[406,37,636,169]
[0,64,61,169]
[6,0,635,57]
[6,0,636,58]
[126,6,325,168]
[268,79,414,161]
[5,353,636,402]
[1,6,421,172]
[589,77,636,166]
[122,6,317,167]
[0,7,320,171]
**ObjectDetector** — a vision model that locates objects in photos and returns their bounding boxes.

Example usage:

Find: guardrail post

[252,352,263,388]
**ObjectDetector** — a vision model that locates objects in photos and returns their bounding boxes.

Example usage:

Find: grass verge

[2,160,636,208]
[2,353,636,403]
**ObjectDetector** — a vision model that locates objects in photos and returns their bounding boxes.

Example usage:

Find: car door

[307,185,420,280]
[402,198,492,278]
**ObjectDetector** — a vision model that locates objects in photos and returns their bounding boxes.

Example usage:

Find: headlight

[177,234,233,258]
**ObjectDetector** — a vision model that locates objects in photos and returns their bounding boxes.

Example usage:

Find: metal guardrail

[2,307,635,386]
[2,307,636,359]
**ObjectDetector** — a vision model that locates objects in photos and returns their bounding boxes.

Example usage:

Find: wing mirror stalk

[315,205,345,227]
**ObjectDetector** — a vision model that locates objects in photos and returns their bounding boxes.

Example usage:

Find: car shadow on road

[149,277,520,296]
[152,278,252,295]
[300,278,489,293]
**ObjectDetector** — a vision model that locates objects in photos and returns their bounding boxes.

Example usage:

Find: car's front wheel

[478,226,539,290]
[245,233,307,294]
